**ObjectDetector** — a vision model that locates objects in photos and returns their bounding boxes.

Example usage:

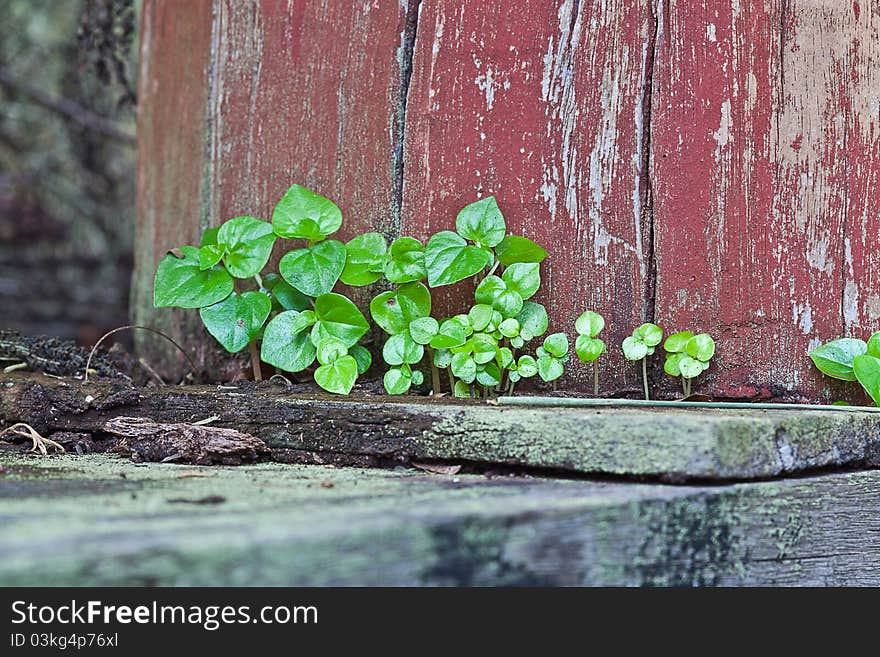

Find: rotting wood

[3,373,880,481]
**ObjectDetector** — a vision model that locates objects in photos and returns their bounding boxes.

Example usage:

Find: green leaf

[622,336,648,361]
[154,246,234,309]
[384,367,412,395]
[679,355,705,379]
[429,318,468,349]
[260,310,317,372]
[686,333,715,362]
[537,356,564,382]
[476,361,502,387]
[809,338,867,381]
[315,355,358,395]
[341,232,387,286]
[510,336,525,349]
[199,291,271,354]
[664,331,694,353]
[453,380,471,398]
[467,304,493,332]
[279,239,346,297]
[495,235,547,265]
[634,323,663,347]
[854,354,880,406]
[575,311,605,338]
[383,332,424,366]
[409,316,439,345]
[425,231,492,287]
[497,347,514,368]
[218,216,276,278]
[469,334,498,364]
[502,263,540,300]
[411,369,425,386]
[868,332,880,359]
[433,348,452,369]
[349,344,372,375]
[664,352,684,377]
[543,333,569,358]
[198,244,225,270]
[498,318,520,338]
[370,282,431,335]
[517,355,538,378]
[575,335,605,363]
[200,226,220,246]
[316,338,349,366]
[268,279,311,311]
[451,352,477,384]
[272,184,342,240]
[516,302,549,339]
[455,196,506,247]
[474,275,523,318]
[311,293,370,348]
[384,237,427,283]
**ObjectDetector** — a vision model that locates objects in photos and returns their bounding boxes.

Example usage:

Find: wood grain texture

[401,0,652,392]
[3,451,880,585]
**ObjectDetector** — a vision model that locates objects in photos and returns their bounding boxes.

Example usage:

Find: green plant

[574,311,606,395]
[371,196,557,397]
[622,323,662,400]
[663,331,715,397]
[154,184,374,394]
[809,332,880,405]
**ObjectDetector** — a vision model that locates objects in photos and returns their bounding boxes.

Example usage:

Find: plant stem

[248,340,263,381]
[253,273,263,289]
[641,357,649,400]
[593,361,599,396]
[508,379,516,395]
[483,385,490,399]
[447,368,456,393]
[681,376,687,396]
[426,346,442,394]
[469,384,476,398]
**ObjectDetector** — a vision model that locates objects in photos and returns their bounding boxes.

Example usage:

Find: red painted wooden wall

[133,0,880,401]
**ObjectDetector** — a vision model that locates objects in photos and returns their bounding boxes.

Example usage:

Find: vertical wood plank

[401,0,653,392]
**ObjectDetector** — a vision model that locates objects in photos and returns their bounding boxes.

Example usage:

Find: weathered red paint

[401,0,651,392]
[135,0,880,399]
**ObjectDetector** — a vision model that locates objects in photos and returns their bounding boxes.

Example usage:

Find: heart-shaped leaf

[311,292,370,348]
[425,231,492,287]
[679,355,706,379]
[537,355,564,382]
[272,184,342,240]
[279,239,346,297]
[474,275,524,318]
[349,345,372,375]
[370,282,431,335]
[809,338,867,381]
[260,310,317,372]
[686,333,715,362]
[384,237,427,283]
[154,246,234,308]
[517,355,538,378]
[543,332,569,358]
[664,352,684,376]
[429,318,468,349]
[316,338,349,366]
[218,216,276,278]
[516,302,548,339]
[383,332,424,366]
[453,380,471,397]
[451,352,477,383]
[199,291,271,353]
[476,361,502,387]
[634,323,663,347]
[575,335,605,363]
[498,318,520,338]
[315,355,358,395]
[622,335,648,361]
[575,311,605,338]
[853,354,880,406]
[495,235,547,265]
[198,244,225,270]
[467,304,493,332]
[341,232,387,286]
[502,263,540,300]
[384,366,412,395]
[262,273,311,311]
[455,196,506,247]
[664,331,694,353]
[409,316,439,345]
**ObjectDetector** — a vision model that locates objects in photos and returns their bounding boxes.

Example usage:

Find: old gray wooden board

[1,450,878,586]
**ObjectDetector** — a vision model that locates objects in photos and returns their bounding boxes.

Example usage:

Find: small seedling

[574,310,606,395]
[622,323,663,400]
[809,332,880,405]
[663,331,715,397]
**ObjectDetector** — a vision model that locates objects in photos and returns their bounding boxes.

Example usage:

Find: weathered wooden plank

[131,0,217,378]
[400,0,651,393]
[134,0,413,379]
[651,1,880,402]
[4,374,880,481]
[2,452,880,586]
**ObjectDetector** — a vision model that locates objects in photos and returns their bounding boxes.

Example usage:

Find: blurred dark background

[0,0,137,345]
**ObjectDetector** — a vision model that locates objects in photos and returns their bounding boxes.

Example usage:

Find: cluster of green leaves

[622,323,663,400]
[663,331,715,397]
[154,184,374,394]
[369,196,566,396]
[809,332,880,405]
